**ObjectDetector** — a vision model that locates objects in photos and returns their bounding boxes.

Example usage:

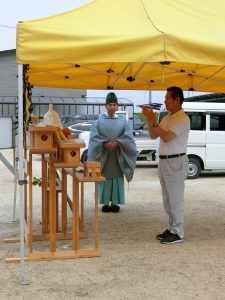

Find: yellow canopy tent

[15,0,225,282]
[17,0,225,92]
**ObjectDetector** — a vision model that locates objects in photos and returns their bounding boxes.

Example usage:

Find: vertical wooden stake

[72,168,76,251]
[61,169,67,234]
[42,157,48,234]
[75,170,80,252]
[28,152,33,253]
[49,154,56,252]
[81,182,84,232]
[41,155,45,235]
[95,182,99,249]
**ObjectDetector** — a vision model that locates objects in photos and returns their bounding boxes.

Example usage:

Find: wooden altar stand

[5,126,105,263]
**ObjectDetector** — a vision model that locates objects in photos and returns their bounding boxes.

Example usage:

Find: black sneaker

[102,205,110,213]
[110,205,120,213]
[156,229,170,240]
[160,233,184,244]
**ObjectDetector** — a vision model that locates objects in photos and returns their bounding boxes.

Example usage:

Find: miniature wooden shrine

[58,141,84,165]
[83,161,101,177]
[28,126,55,149]
[5,125,105,263]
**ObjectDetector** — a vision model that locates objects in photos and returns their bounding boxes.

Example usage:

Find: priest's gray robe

[87,114,137,182]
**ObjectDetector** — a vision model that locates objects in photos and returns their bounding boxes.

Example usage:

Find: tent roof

[16,0,225,92]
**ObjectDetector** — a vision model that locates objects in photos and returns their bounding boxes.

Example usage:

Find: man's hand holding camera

[142,107,157,128]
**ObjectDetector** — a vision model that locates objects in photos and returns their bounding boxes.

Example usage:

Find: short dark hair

[167,86,184,104]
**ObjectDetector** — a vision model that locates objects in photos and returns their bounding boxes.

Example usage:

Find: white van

[157,102,225,179]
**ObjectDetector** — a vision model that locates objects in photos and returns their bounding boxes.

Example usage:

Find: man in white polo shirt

[142,86,190,244]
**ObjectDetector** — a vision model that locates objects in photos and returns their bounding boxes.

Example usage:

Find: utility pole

[149,90,152,105]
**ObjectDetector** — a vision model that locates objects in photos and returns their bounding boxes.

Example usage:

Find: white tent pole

[18,64,27,284]
[149,91,152,105]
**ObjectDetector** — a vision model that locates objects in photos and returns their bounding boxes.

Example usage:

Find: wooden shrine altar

[5,126,105,262]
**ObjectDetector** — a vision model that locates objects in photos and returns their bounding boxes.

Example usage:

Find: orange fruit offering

[62,128,71,137]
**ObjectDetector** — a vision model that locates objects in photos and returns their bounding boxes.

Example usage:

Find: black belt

[159,153,186,159]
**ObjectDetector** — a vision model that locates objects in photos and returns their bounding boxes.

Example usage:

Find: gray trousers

[158,155,189,239]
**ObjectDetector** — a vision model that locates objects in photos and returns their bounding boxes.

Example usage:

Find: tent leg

[12,145,18,222]
[12,170,17,222]
[18,64,30,285]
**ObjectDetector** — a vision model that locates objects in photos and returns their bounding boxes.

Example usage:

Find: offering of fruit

[53,128,75,142]
[62,128,71,137]
[54,129,67,141]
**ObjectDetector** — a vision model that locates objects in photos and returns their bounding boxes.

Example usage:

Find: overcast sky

[0,0,205,111]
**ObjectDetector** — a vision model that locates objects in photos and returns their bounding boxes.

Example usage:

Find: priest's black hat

[105,92,118,104]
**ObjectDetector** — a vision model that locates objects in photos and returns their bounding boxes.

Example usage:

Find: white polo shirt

[159,109,190,155]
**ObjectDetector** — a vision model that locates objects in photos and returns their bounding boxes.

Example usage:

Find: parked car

[68,120,95,138]
[130,115,144,130]
[60,114,98,128]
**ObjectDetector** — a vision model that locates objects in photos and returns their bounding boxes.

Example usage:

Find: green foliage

[134,112,148,129]
[134,112,159,130]
[32,177,42,186]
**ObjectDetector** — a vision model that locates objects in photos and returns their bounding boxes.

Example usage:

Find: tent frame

[18,64,27,283]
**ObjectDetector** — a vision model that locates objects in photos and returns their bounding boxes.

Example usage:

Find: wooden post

[75,175,80,251]
[28,152,33,253]
[43,156,49,234]
[80,182,84,232]
[61,169,67,234]
[41,155,46,234]
[95,182,99,249]
[49,154,56,252]
[72,168,76,251]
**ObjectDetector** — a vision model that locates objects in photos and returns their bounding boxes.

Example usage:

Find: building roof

[0,49,15,57]
[185,93,225,103]
[0,96,133,106]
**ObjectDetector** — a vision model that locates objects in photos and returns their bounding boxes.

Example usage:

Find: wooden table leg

[75,178,80,251]
[46,160,50,233]
[72,168,80,252]
[94,182,99,250]
[61,169,67,234]
[80,182,84,232]
[49,156,56,252]
[72,169,76,250]
[41,155,46,234]
[56,191,59,233]
[28,152,33,253]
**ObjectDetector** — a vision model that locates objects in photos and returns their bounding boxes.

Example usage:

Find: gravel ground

[1,149,225,300]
